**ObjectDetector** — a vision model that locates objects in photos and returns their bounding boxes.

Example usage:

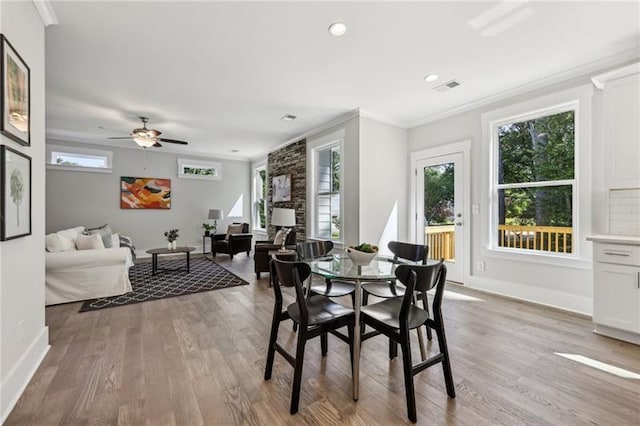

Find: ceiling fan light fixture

[133,135,156,148]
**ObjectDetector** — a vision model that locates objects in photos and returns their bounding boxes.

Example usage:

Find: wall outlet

[477,261,485,272]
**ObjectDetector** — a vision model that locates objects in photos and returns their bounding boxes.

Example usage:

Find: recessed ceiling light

[231,149,239,153]
[281,114,297,122]
[328,22,347,36]
[424,74,439,83]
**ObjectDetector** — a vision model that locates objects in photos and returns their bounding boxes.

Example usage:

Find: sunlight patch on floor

[555,353,640,379]
[442,290,483,302]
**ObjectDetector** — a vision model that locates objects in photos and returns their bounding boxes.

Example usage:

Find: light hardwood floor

[6,254,640,425]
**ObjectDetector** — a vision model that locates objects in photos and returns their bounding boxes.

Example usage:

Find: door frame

[409,140,471,284]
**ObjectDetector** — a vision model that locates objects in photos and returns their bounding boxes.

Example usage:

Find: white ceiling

[44,1,640,160]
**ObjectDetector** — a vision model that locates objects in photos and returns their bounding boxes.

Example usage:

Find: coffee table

[146,246,196,276]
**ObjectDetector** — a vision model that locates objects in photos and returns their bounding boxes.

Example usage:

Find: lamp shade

[271,208,296,227]
[208,209,223,220]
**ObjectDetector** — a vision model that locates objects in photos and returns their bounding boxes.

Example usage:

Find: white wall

[359,117,408,255]
[46,141,251,254]
[407,66,636,315]
[0,2,49,421]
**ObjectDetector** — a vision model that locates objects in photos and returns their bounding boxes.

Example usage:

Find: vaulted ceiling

[45,1,640,159]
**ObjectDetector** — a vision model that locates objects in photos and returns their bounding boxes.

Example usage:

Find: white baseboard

[1,326,50,423]
[465,276,593,316]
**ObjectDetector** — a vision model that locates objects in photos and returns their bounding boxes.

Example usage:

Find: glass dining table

[308,253,401,401]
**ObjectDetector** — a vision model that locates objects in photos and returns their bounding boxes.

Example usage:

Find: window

[177,158,221,180]
[253,167,267,230]
[314,143,341,241]
[47,145,112,173]
[491,106,576,255]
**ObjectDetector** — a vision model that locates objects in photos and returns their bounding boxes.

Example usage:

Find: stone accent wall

[267,139,306,241]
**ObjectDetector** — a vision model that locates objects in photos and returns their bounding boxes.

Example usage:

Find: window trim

[481,84,593,266]
[308,129,345,243]
[177,158,221,180]
[253,165,267,231]
[46,144,113,173]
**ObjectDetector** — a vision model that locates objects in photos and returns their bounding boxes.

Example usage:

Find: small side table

[202,234,213,255]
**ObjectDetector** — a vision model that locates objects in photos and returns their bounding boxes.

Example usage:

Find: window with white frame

[314,143,341,241]
[491,104,576,255]
[47,145,113,173]
[253,166,267,230]
[177,158,221,180]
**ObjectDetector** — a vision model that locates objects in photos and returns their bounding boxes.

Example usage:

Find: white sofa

[45,226,134,305]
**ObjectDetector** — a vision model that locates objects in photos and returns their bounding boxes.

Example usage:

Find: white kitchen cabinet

[592,63,640,189]
[588,236,640,345]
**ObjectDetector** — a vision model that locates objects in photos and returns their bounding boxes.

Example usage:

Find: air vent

[433,79,462,93]
[281,114,297,122]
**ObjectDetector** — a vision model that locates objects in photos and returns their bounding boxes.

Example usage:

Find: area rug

[79,258,248,312]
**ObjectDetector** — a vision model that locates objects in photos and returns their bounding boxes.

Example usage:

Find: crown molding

[358,108,408,129]
[591,60,640,89]
[409,48,640,129]
[32,0,59,26]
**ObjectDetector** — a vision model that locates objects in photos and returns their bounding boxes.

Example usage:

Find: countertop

[587,234,640,245]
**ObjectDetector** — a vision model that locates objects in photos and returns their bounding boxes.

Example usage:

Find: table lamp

[208,209,224,233]
[270,208,296,252]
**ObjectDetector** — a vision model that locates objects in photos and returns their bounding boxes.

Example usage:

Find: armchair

[253,229,297,279]
[211,223,253,260]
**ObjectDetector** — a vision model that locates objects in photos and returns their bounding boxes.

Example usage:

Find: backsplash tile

[609,189,640,236]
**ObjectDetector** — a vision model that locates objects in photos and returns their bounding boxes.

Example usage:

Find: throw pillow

[273,229,286,245]
[76,232,105,250]
[45,233,66,252]
[56,226,84,251]
[84,224,113,248]
[225,224,244,240]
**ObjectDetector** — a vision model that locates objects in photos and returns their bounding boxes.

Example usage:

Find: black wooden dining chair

[361,241,432,351]
[360,261,455,423]
[264,257,355,414]
[297,240,356,300]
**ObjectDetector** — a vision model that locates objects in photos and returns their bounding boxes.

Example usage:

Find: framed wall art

[120,177,171,209]
[1,145,31,240]
[272,174,291,202]
[1,35,30,146]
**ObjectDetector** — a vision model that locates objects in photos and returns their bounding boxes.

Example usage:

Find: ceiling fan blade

[157,138,188,145]
[108,137,133,139]
[153,142,162,148]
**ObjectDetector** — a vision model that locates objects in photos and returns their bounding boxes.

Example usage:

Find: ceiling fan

[108,116,188,148]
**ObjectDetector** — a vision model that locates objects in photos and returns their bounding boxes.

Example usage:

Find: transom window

[177,158,221,180]
[314,143,341,241]
[492,105,576,255]
[47,145,112,173]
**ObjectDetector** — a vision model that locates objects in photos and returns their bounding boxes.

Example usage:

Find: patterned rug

[79,258,248,312]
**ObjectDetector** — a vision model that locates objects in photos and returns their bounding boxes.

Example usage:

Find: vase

[345,247,377,266]
[167,242,172,250]
[171,240,177,250]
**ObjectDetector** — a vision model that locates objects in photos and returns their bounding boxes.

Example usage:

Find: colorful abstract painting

[120,177,171,209]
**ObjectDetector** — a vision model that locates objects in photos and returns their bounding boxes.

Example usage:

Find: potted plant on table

[164,228,179,250]
[202,223,215,236]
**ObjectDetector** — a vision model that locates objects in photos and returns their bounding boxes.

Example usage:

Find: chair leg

[264,313,282,381]
[347,324,354,375]
[434,321,456,398]
[416,327,427,361]
[321,333,328,356]
[389,339,398,359]
[422,295,433,341]
[361,292,368,334]
[290,329,308,414]
[230,254,234,260]
[400,330,417,423]
[256,272,261,279]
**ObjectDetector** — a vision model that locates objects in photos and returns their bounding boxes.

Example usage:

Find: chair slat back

[395,261,446,316]
[271,257,311,322]
[296,240,333,261]
[388,241,428,264]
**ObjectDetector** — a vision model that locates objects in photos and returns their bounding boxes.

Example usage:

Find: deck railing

[424,224,573,259]
[425,225,455,260]
[498,225,573,253]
